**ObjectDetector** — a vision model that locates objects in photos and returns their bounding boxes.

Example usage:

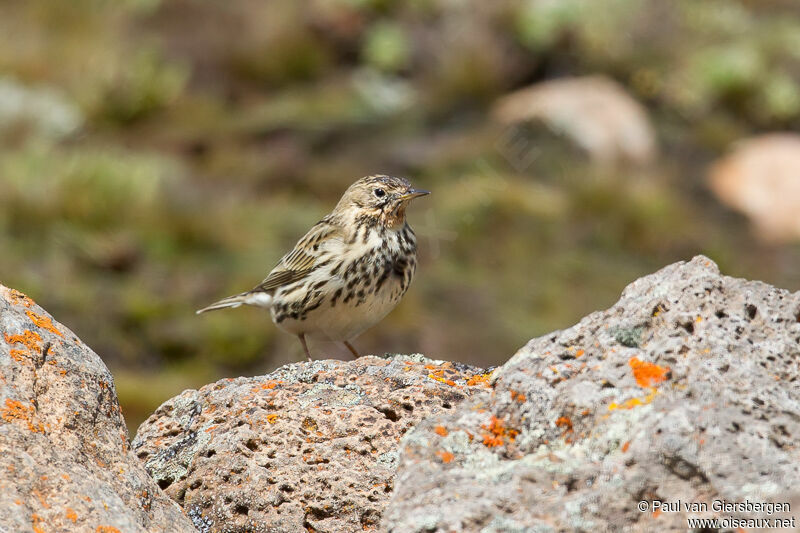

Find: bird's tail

[196,291,273,314]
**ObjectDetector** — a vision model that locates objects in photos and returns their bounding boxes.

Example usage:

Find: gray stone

[132,355,491,532]
[0,285,194,532]
[383,256,800,532]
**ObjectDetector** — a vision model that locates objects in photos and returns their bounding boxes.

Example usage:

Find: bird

[196,175,429,361]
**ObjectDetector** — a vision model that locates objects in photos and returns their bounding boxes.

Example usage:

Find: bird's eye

[373,188,386,198]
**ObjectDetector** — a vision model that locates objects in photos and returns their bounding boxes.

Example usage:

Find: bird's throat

[382,204,407,229]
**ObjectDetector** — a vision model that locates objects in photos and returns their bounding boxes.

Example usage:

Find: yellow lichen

[608,388,659,411]
[427,373,456,386]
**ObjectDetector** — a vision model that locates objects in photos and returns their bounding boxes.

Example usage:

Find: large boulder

[384,256,800,532]
[132,355,491,532]
[708,133,800,243]
[0,285,194,532]
[492,76,658,166]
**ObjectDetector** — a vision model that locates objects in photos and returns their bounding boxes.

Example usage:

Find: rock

[492,76,657,165]
[132,355,492,532]
[0,285,193,532]
[0,77,83,140]
[708,133,800,242]
[384,256,800,532]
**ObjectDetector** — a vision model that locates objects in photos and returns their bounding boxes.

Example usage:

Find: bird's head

[336,175,429,228]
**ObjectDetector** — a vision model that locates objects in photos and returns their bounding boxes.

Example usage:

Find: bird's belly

[270,274,407,341]
[308,290,400,341]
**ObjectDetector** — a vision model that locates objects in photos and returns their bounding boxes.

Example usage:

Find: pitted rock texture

[384,256,800,532]
[132,355,491,532]
[0,285,193,532]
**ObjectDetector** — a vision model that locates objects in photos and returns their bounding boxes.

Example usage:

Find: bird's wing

[254,220,342,293]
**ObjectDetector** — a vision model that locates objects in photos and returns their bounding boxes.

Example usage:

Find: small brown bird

[197,175,429,361]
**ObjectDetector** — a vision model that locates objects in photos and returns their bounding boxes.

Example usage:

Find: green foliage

[363,21,411,72]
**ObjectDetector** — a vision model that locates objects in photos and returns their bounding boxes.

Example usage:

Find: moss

[611,326,645,348]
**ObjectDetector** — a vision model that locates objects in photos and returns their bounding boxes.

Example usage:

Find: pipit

[197,175,429,361]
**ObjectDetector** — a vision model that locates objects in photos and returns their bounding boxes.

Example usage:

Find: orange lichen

[482,433,503,447]
[436,450,455,463]
[4,330,43,360]
[26,310,63,337]
[251,380,282,393]
[32,514,45,533]
[466,373,492,387]
[96,527,121,533]
[628,357,669,388]
[32,488,49,509]
[424,364,438,370]
[9,349,27,362]
[555,416,572,431]
[66,507,78,523]
[6,289,34,307]
[509,390,527,403]
[1,398,38,431]
[555,416,574,442]
[434,426,449,437]
[622,441,630,453]
[480,415,518,448]
[266,414,278,424]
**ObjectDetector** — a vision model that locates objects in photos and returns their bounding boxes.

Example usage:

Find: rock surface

[0,285,194,532]
[132,355,491,532]
[384,256,800,532]
[492,76,657,165]
[709,133,800,242]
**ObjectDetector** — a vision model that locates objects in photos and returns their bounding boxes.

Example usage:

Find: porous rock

[132,355,491,532]
[0,285,193,532]
[384,256,800,532]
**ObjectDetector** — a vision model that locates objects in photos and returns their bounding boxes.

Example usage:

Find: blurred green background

[2,0,800,432]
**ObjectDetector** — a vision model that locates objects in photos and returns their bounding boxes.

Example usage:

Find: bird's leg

[343,340,360,359]
[298,334,312,362]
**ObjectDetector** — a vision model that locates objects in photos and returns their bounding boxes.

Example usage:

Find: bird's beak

[401,188,431,201]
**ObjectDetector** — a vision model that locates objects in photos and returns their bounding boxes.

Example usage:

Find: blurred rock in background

[1,0,799,431]
[492,76,658,166]
[709,134,800,242]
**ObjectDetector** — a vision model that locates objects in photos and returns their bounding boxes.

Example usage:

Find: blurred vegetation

[1,0,799,432]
